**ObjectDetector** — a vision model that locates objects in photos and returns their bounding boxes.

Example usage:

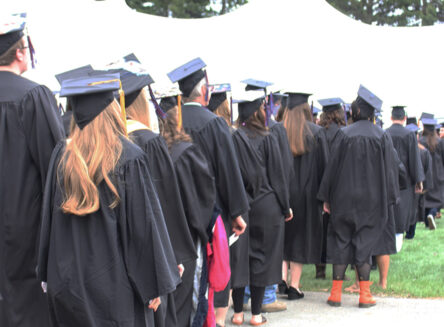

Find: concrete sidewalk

[228,291,444,326]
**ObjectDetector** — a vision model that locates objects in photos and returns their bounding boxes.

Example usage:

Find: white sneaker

[427,215,436,230]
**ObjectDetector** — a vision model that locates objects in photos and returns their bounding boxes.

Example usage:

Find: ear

[16,48,24,62]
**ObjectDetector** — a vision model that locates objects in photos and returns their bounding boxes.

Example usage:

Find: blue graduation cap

[318,98,344,112]
[233,90,265,123]
[207,83,231,112]
[312,106,321,115]
[55,65,94,86]
[59,73,121,129]
[241,79,273,91]
[406,123,419,133]
[167,58,207,98]
[421,118,438,126]
[356,85,382,111]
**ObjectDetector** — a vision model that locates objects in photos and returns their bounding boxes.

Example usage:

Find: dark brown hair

[160,106,192,149]
[319,108,346,129]
[283,102,313,156]
[0,38,25,66]
[423,127,439,153]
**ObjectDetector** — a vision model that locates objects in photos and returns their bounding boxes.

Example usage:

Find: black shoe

[287,287,304,300]
[278,280,289,294]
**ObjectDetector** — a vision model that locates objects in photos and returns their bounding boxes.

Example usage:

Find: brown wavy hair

[319,108,346,129]
[283,102,313,156]
[214,99,232,127]
[126,88,151,129]
[160,106,192,149]
[58,100,126,216]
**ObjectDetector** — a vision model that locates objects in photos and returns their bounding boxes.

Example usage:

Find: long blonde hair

[59,100,126,216]
[126,88,151,129]
[283,102,313,156]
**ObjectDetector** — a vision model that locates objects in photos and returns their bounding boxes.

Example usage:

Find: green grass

[299,214,444,299]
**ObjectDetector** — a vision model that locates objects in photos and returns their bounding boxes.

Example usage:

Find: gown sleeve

[407,132,425,184]
[382,133,400,206]
[174,144,216,246]
[424,150,434,191]
[118,156,180,305]
[18,85,64,186]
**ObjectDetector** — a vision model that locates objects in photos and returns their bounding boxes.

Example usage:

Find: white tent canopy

[3,0,444,122]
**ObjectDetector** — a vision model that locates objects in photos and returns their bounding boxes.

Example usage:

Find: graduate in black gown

[106,56,197,327]
[0,14,64,327]
[37,73,180,327]
[230,91,292,326]
[318,85,398,308]
[281,92,328,300]
[419,114,444,230]
[168,58,249,327]
[385,106,424,235]
[316,98,347,280]
[404,122,434,239]
[55,65,94,137]
[159,92,217,327]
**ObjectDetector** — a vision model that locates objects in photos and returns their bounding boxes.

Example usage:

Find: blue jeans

[244,285,276,305]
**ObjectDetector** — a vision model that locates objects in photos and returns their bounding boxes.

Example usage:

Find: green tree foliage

[326,0,444,26]
[124,0,248,18]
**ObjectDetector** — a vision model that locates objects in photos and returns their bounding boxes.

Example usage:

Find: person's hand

[148,297,161,312]
[232,216,247,236]
[415,182,423,194]
[178,264,185,278]
[323,202,330,214]
[41,282,47,293]
[285,208,293,222]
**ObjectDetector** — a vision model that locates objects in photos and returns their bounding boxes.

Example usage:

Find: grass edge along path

[298,217,444,299]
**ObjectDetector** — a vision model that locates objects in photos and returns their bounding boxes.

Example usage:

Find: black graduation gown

[170,141,216,326]
[181,104,249,223]
[318,120,399,265]
[268,119,293,191]
[420,136,444,208]
[0,71,64,327]
[415,148,434,222]
[62,110,73,137]
[230,128,263,288]
[240,127,290,287]
[38,138,180,327]
[386,124,424,232]
[128,125,197,327]
[284,122,328,264]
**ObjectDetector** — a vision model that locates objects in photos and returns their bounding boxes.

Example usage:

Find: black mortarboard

[406,117,417,126]
[318,98,344,112]
[167,58,207,97]
[420,112,434,120]
[234,91,265,122]
[241,79,273,91]
[207,83,231,112]
[59,72,120,129]
[158,87,182,113]
[356,85,382,111]
[285,92,312,109]
[0,13,26,56]
[55,65,94,86]
[391,105,406,118]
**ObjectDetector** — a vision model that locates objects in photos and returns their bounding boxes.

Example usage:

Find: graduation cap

[59,72,121,130]
[241,79,273,92]
[391,105,406,118]
[0,13,36,68]
[420,112,434,120]
[233,90,265,123]
[55,65,94,86]
[406,123,420,133]
[421,117,438,126]
[207,83,231,112]
[312,106,321,115]
[104,53,165,119]
[406,117,418,126]
[356,85,382,111]
[318,98,344,112]
[167,58,207,98]
[285,92,312,109]
[157,86,184,130]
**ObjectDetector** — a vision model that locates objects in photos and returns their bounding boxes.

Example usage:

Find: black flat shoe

[278,280,289,295]
[287,287,304,300]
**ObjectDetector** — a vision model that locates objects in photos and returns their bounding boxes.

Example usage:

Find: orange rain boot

[327,280,343,307]
[359,281,376,308]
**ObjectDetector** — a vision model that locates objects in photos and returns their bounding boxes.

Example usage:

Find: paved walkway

[227,291,444,326]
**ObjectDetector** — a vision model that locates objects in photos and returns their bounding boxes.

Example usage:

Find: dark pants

[424,208,438,227]
[405,223,417,239]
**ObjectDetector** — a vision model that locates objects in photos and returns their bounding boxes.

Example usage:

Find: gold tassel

[177,94,182,131]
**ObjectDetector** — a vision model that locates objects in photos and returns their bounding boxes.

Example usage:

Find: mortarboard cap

[356,85,382,111]
[285,92,312,109]
[406,117,417,126]
[157,87,182,113]
[421,117,438,126]
[234,90,265,122]
[59,73,120,129]
[167,58,207,97]
[207,83,231,112]
[405,123,419,133]
[55,65,94,86]
[318,98,344,112]
[391,105,406,118]
[0,13,27,56]
[420,112,434,120]
[241,79,273,91]
[312,106,321,115]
